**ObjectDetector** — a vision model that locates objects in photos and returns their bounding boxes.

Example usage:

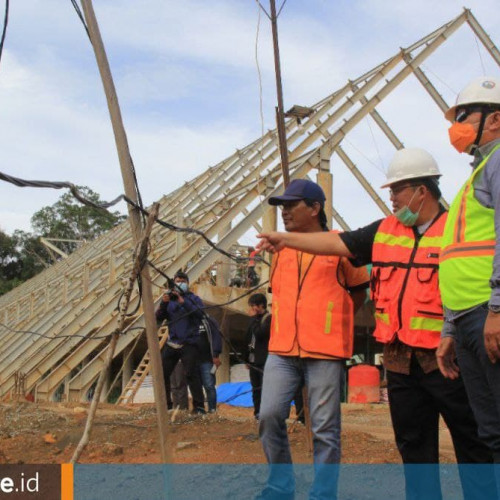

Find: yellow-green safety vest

[439,145,500,310]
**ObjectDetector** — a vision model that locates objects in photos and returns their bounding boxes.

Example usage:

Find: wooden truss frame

[0,9,498,402]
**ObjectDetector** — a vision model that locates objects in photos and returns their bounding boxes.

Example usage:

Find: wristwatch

[488,304,500,314]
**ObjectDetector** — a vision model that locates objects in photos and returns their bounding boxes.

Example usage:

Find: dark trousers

[455,305,500,458]
[162,343,205,412]
[455,305,500,498]
[388,354,494,500]
[166,361,188,410]
[249,363,265,417]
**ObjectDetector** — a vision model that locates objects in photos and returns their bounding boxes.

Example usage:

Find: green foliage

[0,187,126,295]
[31,186,126,254]
[0,230,21,294]
[0,229,47,295]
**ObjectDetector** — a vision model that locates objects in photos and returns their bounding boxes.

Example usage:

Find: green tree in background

[0,230,48,295]
[0,187,126,295]
[31,186,126,255]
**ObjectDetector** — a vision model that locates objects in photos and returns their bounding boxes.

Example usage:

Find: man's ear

[488,111,500,131]
[310,202,321,217]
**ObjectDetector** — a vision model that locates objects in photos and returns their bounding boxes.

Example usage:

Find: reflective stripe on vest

[268,240,354,358]
[440,145,500,310]
[371,213,446,349]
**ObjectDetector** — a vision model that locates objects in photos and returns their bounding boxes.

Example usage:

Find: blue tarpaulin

[217,382,253,407]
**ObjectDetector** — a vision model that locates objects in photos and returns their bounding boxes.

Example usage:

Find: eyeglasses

[278,200,304,211]
[455,107,482,123]
[389,183,419,197]
[455,105,500,123]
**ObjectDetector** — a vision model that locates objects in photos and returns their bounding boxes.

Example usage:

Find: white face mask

[177,282,189,294]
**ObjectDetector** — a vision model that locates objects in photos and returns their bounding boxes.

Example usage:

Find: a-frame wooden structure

[0,10,499,403]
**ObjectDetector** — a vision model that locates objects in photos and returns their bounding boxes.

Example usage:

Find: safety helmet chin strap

[469,106,489,155]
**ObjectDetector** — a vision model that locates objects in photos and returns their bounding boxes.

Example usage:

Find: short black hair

[248,293,267,308]
[413,176,442,201]
[174,270,189,282]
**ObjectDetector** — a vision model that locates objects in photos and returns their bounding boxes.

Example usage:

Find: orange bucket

[347,365,380,403]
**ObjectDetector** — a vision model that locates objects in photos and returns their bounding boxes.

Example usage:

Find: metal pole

[269,0,290,187]
[80,0,170,462]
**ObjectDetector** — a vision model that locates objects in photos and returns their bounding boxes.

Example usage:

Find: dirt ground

[0,401,459,465]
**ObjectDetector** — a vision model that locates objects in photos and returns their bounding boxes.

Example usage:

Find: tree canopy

[31,187,126,255]
[0,187,126,295]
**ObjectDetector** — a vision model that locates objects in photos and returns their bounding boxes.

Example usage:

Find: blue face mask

[177,282,189,294]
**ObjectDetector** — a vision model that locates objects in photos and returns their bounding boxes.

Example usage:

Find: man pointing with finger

[257,149,494,499]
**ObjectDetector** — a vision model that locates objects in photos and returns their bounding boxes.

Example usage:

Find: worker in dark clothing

[198,315,222,413]
[245,293,271,420]
[155,271,206,415]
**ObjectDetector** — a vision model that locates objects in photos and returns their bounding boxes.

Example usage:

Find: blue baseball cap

[268,179,326,206]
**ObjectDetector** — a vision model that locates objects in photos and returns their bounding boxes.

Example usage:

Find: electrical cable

[0,322,145,340]
[254,0,271,20]
[0,171,126,209]
[365,115,385,173]
[0,0,9,66]
[1,278,269,343]
[218,387,254,405]
[0,170,269,266]
[70,0,91,41]
[124,195,270,267]
[277,0,288,17]
[343,138,386,175]
[130,156,146,227]
[420,64,457,95]
[116,274,143,317]
[253,0,266,206]
[473,32,486,75]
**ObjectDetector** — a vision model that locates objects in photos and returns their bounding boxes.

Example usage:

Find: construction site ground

[0,401,458,464]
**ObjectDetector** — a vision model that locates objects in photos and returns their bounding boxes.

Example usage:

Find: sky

[0,0,499,242]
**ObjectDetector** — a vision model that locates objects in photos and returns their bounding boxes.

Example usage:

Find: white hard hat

[445,76,500,122]
[381,148,441,188]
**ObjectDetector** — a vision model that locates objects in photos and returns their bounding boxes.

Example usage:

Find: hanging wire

[472,33,486,76]
[0,279,269,342]
[365,115,385,173]
[125,195,269,266]
[69,0,143,226]
[69,0,91,41]
[0,0,9,66]
[253,0,266,205]
[277,0,288,17]
[420,64,457,95]
[344,138,386,175]
[0,170,269,266]
[129,156,146,227]
[255,0,271,20]
[0,171,127,208]
[0,322,145,340]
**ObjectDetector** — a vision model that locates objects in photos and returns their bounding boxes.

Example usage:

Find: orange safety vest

[371,212,446,349]
[269,244,354,358]
[248,250,257,267]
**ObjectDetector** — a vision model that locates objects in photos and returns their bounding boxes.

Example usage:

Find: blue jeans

[259,354,343,500]
[200,362,217,411]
